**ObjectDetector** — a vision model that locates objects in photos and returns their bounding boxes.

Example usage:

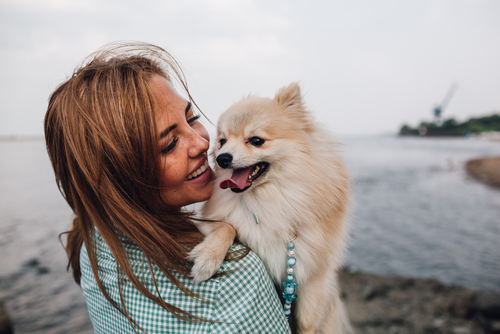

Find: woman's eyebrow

[159,102,192,139]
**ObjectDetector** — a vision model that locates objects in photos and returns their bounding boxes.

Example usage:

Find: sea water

[0,136,499,333]
[342,136,500,291]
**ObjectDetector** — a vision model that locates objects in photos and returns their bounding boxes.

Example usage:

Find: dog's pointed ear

[274,82,302,108]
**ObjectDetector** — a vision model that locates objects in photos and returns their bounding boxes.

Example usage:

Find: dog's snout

[217,153,233,168]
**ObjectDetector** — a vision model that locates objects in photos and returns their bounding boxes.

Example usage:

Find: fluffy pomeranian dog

[189,83,352,334]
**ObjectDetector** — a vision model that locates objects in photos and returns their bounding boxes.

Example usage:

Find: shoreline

[1,269,499,333]
[339,268,500,334]
[466,157,500,188]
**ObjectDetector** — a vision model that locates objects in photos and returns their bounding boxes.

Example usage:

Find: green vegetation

[399,113,500,136]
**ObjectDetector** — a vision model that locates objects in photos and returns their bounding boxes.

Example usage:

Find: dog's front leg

[188,221,236,283]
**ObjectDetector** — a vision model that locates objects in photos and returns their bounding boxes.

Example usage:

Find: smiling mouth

[219,162,269,193]
[185,160,209,181]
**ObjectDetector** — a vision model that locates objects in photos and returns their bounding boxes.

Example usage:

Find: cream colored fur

[189,83,353,334]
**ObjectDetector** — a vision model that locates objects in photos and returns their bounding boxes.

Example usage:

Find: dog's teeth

[244,164,265,181]
[250,166,260,178]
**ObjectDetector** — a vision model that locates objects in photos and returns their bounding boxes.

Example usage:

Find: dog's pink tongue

[219,167,253,190]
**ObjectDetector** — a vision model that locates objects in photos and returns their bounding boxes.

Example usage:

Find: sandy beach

[466,157,500,188]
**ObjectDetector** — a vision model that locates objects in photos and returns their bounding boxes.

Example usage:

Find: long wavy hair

[44,42,217,330]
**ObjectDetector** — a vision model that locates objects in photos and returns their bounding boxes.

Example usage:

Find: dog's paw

[188,240,227,283]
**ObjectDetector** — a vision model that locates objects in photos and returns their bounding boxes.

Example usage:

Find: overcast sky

[1,0,499,137]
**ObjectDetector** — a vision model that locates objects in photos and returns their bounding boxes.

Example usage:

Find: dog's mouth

[219,162,269,193]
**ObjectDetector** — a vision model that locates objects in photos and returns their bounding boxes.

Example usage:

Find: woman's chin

[186,167,214,203]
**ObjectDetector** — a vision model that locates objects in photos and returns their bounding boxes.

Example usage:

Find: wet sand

[466,157,500,188]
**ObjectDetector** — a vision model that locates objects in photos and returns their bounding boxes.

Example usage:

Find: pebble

[432,317,446,328]
[360,285,388,301]
[472,291,500,319]
[452,326,470,334]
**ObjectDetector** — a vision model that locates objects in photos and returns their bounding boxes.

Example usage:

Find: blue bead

[285,286,295,295]
[287,274,294,281]
[287,241,295,250]
[287,257,296,267]
[284,309,291,316]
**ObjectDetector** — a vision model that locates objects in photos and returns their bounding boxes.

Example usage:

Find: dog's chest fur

[203,179,316,284]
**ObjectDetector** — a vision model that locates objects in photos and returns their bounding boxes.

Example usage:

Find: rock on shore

[339,268,500,334]
[0,302,13,334]
[466,157,500,188]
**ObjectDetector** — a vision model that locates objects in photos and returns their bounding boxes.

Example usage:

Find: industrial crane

[433,83,458,124]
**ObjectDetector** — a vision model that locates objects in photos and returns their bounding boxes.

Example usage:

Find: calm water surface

[342,136,500,291]
[0,136,499,333]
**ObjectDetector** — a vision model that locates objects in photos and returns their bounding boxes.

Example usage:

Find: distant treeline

[399,113,500,136]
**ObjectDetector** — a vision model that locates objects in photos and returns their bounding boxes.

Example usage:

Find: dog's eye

[219,138,227,147]
[249,136,265,147]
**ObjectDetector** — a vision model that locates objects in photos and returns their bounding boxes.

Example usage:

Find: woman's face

[152,75,214,207]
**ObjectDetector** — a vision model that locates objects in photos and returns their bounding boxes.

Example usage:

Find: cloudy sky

[1,0,499,137]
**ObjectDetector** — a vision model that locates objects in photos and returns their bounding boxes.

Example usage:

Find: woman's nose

[188,127,210,158]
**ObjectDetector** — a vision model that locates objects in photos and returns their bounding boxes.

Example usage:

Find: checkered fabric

[80,229,291,333]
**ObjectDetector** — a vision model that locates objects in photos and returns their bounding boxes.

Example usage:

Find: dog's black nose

[217,153,233,168]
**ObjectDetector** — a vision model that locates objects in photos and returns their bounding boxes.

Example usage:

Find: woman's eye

[187,115,200,125]
[161,137,178,155]
[249,136,265,147]
[219,138,227,148]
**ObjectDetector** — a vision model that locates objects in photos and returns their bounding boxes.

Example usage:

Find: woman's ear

[274,82,303,108]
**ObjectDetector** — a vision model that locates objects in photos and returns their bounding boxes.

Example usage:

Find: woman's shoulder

[219,244,264,272]
[81,230,270,295]
[80,233,290,333]
[205,245,291,333]
[213,244,273,297]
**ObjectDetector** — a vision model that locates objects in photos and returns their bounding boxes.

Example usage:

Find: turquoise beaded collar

[282,234,298,322]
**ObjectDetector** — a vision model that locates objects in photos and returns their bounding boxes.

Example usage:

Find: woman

[44,42,291,333]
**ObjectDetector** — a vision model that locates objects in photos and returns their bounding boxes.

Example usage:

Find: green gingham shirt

[80,230,291,333]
